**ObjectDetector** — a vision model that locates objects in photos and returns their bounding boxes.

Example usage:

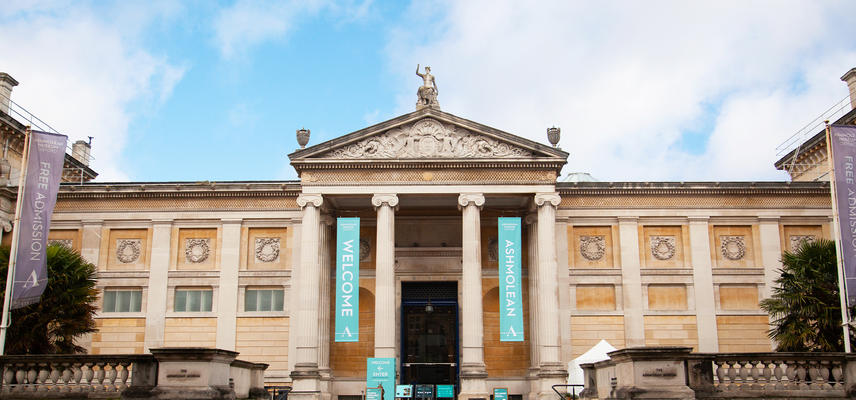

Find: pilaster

[458,193,487,400]
[688,217,718,352]
[144,219,172,352]
[318,214,334,400]
[617,217,645,347]
[216,219,242,350]
[372,194,399,358]
[758,217,782,351]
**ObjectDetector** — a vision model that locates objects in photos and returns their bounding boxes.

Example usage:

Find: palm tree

[760,238,855,352]
[0,243,98,354]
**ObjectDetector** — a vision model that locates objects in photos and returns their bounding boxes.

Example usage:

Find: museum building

[1,69,855,400]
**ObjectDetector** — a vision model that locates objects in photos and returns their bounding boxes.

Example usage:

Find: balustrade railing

[708,353,846,392]
[0,354,154,395]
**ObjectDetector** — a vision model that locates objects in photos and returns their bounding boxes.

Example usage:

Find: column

[290,194,323,400]
[216,219,242,350]
[525,214,541,400]
[533,193,566,400]
[372,194,398,358]
[318,215,334,400]
[688,217,718,352]
[144,220,172,352]
[617,217,645,347]
[458,193,487,400]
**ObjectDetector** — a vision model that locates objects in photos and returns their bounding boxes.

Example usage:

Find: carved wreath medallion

[49,239,73,248]
[359,239,371,262]
[789,235,816,252]
[719,236,745,261]
[650,236,676,260]
[116,239,142,264]
[323,118,535,159]
[185,238,211,264]
[255,238,280,263]
[579,235,606,261]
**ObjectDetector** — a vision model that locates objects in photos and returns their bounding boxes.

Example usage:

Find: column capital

[371,193,399,209]
[524,213,538,225]
[296,194,323,209]
[457,193,485,209]
[320,214,335,226]
[534,192,561,208]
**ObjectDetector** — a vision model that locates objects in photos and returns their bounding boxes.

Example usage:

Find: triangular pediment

[290,108,568,162]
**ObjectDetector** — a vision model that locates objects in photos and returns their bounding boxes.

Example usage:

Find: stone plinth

[145,348,239,400]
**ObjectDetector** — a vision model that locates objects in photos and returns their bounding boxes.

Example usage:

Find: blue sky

[2,1,856,182]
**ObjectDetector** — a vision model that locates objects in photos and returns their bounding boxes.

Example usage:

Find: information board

[436,385,454,398]
[395,385,413,398]
[493,388,508,400]
[367,388,383,400]
[367,358,396,400]
[414,384,434,399]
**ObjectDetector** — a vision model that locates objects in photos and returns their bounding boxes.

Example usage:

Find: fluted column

[534,193,567,400]
[458,193,487,400]
[290,194,324,400]
[372,194,399,358]
[525,213,541,400]
[317,214,334,400]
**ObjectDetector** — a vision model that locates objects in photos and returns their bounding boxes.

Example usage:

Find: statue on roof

[416,64,440,110]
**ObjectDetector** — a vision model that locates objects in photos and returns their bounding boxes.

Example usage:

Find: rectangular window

[103,289,142,313]
[175,289,213,312]
[245,289,284,312]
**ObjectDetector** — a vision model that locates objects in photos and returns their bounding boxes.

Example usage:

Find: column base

[536,364,568,400]
[459,364,488,400]
[289,364,322,400]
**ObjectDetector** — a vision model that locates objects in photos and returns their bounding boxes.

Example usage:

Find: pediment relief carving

[320,118,535,159]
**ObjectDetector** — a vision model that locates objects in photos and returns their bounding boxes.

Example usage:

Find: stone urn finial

[547,126,560,148]
[296,128,310,149]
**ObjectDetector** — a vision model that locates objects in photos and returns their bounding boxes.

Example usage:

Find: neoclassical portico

[286,105,570,400]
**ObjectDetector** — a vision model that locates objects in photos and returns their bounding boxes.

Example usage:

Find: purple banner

[11,131,67,309]
[831,124,856,307]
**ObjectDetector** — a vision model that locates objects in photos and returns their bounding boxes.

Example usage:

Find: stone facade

[0,101,834,400]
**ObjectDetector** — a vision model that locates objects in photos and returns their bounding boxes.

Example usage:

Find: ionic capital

[457,193,485,210]
[296,194,324,209]
[524,213,538,225]
[371,193,399,209]
[320,214,335,226]
[534,192,561,208]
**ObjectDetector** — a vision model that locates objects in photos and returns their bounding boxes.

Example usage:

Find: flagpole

[0,126,32,355]
[825,120,852,352]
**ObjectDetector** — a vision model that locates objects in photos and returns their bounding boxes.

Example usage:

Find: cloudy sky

[2,0,855,182]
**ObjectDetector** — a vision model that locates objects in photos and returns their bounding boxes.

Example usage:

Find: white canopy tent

[568,339,617,385]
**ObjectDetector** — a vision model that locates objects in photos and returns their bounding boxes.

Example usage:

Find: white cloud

[212,0,325,59]
[385,0,856,181]
[0,3,185,181]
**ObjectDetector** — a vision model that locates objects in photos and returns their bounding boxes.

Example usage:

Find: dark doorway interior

[401,281,459,390]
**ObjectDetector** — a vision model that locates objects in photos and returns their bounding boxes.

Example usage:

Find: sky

[1,0,856,183]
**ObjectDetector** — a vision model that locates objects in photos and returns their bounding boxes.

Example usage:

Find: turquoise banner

[367,358,396,400]
[335,218,360,342]
[498,217,524,341]
[494,388,508,400]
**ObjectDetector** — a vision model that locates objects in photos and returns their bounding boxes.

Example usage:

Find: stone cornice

[291,158,565,171]
[57,181,302,199]
[557,181,829,196]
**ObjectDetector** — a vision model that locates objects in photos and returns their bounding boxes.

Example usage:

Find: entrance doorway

[401,282,459,390]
